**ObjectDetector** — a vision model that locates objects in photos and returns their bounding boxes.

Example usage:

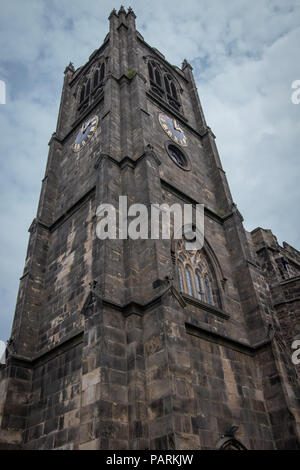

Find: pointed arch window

[148,60,164,98]
[176,240,220,307]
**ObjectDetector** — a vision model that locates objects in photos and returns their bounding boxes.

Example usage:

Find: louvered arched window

[148,60,164,98]
[164,74,178,101]
[147,59,181,111]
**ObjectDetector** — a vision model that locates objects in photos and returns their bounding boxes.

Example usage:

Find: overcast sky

[0,0,299,342]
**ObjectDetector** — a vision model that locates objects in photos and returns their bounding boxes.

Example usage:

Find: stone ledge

[185,322,271,356]
[7,330,84,369]
[182,293,230,320]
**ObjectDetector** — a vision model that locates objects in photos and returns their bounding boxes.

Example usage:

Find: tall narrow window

[155,68,162,87]
[170,82,178,100]
[195,272,202,300]
[100,63,105,82]
[93,69,99,89]
[148,60,164,98]
[164,74,178,101]
[178,266,184,292]
[164,76,171,95]
[204,278,212,304]
[185,267,193,296]
[85,79,91,98]
[80,86,85,103]
[148,62,154,81]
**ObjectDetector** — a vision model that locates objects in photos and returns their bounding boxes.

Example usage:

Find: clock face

[73,115,99,152]
[158,113,187,146]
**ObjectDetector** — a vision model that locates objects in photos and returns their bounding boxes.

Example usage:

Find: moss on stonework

[126,69,136,79]
[216,208,225,217]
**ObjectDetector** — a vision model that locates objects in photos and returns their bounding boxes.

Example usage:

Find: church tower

[1,7,300,450]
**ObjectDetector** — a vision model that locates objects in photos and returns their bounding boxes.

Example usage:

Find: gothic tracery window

[176,239,219,307]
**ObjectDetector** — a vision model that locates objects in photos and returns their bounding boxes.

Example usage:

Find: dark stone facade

[0,7,299,450]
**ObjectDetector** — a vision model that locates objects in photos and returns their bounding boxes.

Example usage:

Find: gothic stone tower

[0,6,300,450]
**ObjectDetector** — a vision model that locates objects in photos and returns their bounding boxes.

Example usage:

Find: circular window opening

[167,143,190,170]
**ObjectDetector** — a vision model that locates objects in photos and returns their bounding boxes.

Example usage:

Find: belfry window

[78,61,106,112]
[148,60,164,98]
[93,62,105,89]
[175,239,219,307]
[164,74,179,103]
[148,59,181,110]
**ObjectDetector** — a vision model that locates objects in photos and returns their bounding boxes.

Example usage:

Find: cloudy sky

[0,0,299,342]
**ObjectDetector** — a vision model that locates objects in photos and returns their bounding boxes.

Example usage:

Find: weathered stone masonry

[0,6,300,450]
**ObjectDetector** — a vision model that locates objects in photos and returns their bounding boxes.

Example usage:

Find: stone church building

[0,6,300,450]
